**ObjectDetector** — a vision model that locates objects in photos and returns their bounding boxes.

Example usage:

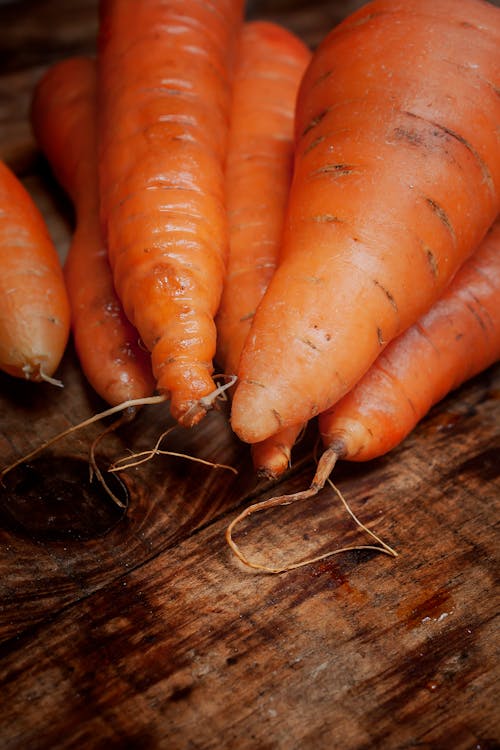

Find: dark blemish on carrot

[245,378,267,389]
[239,311,255,322]
[271,408,283,428]
[312,214,344,223]
[465,302,488,332]
[296,336,319,351]
[313,69,333,88]
[404,110,494,193]
[407,396,418,417]
[393,126,426,147]
[302,108,329,136]
[312,163,357,178]
[376,327,385,346]
[373,279,398,311]
[426,247,439,278]
[414,321,440,353]
[304,135,325,154]
[437,123,494,193]
[310,404,319,417]
[425,198,456,244]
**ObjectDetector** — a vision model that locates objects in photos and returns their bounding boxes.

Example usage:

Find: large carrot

[317,216,500,468]
[0,159,70,384]
[215,20,311,378]
[227,218,500,573]
[97,0,244,426]
[231,0,500,445]
[31,57,155,407]
[255,216,500,481]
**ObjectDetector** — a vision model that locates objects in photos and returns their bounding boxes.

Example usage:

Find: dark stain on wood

[0,456,128,541]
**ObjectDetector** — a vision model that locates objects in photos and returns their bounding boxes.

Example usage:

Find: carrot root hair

[0,394,167,483]
[225,447,397,574]
[108,424,238,476]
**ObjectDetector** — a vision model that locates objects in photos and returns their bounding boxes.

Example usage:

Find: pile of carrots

[2,0,499,567]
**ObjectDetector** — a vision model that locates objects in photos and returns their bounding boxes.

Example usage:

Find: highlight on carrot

[227,215,500,572]
[230,0,500,446]
[97,0,245,427]
[215,20,311,379]
[0,159,70,385]
[30,56,156,409]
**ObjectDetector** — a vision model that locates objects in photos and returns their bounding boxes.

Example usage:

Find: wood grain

[0,1,499,748]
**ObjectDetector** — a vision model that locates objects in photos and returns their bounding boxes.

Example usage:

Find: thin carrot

[31,56,156,407]
[215,20,311,378]
[0,159,70,384]
[317,216,500,468]
[250,422,305,481]
[231,0,500,445]
[211,20,310,479]
[97,0,244,427]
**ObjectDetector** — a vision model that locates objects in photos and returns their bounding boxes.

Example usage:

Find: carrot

[215,20,311,378]
[230,0,500,446]
[226,218,500,573]
[211,20,310,479]
[97,0,244,426]
[317,216,500,467]
[0,159,70,384]
[251,422,305,481]
[31,57,156,407]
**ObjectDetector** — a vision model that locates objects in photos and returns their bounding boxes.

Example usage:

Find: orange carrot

[231,0,500,445]
[31,57,155,407]
[226,217,500,573]
[0,159,70,384]
[215,20,311,378]
[97,0,244,426]
[212,20,310,479]
[317,216,500,468]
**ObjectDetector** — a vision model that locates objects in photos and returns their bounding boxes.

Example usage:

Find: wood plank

[0,366,498,749]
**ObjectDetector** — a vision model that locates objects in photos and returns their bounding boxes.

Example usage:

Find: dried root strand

[226,447,397,574]
[108,424,238,476]
[0,393,167,483]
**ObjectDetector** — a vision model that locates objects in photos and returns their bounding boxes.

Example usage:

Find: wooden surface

[1,1,499,748]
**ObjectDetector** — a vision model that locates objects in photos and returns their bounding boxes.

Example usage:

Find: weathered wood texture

[0,1,499,748]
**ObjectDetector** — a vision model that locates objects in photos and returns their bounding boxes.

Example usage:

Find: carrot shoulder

[31,57,155,407]
[97,0,244,426]
[231,0,500,444]
[0,160,70,383]
[215,20,311,378]
[318,217,500,464]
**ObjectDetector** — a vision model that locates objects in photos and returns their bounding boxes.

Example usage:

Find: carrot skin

[98,0,244,426]
[231,0,500,444]
[212,20,310,479]
[0,160,70,382]
[319,217,500,462]
[31,57,156,407]
[215,20,311,378]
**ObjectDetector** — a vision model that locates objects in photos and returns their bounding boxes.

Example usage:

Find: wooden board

[0,2,499,748]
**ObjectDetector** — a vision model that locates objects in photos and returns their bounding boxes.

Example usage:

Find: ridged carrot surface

[0,160,70,383]
[97,0,244,426]
[318,217,500,463]
[231,0,500,444]
[215,20,311,378]
[31,57,155,407]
